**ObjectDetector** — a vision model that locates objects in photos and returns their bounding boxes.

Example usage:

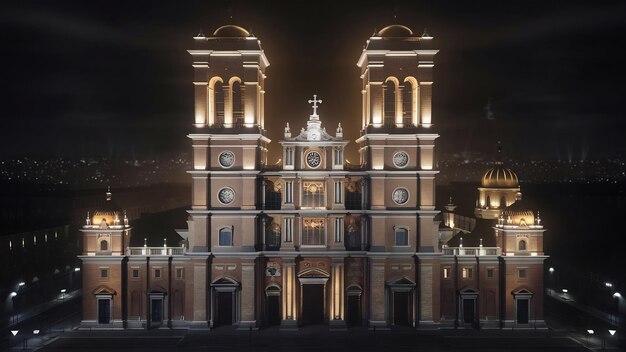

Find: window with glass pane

[219,227,233,246]
[394,228,408,246]
[302,218,325,245]
[266,222,281,249]
[302,181,325,208]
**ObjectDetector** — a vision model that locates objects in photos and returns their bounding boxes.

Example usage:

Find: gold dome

[92,211,121,227]
[481,162,519,188]
[91,188,123,227]
[378,24,413,37]
[212,25,250,37]
[502,193,534,226]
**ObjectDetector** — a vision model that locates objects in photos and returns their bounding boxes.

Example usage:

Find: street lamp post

[10,291,17,323]
[587,329,594,348]
[548,267,555,297]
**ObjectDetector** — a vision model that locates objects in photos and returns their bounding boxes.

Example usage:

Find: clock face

[392,188,409,205]
[218,187,235,204]
[393,151,409,168]
[306,151,322,168]
[218,151,235,168]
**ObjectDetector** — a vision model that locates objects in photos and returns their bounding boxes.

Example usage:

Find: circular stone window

[218,151,235,168]
[217,187,235,205]
[392,187,409,205]
[306,151,322,168]
[392,151,409,168]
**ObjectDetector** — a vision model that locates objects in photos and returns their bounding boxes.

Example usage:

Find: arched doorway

[346,284,363,326]
[265,284,281,326]
[298,267,330,325]
[388,278,415,327]
[211,277,239,327]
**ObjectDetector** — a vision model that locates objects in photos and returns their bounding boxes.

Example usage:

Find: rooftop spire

[495,141,503,165]
[308,94,323,116]
[106,186,112,201]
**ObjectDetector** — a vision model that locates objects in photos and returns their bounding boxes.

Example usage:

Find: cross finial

[308,94,323,116]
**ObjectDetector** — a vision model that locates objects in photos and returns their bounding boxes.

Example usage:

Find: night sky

[1,1,625,161]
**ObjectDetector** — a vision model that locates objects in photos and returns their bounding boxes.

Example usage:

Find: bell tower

[186,25,271,252]
[356,24,439,251]
[183,24,271,328]
[356,24,440,327]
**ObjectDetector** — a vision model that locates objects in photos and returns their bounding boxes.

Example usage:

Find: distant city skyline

[1,1,625,160]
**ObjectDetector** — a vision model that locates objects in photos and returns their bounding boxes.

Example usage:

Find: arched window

[214,81,225,125]
[219,227,233,246]
[384,79,396,127]
[232,80,244,126]
[518,240,527,251]
[402,81,413,126]
[500,195,507,208]
[485,195,491,209]
[394,227,409,246]
[100,240,109,251]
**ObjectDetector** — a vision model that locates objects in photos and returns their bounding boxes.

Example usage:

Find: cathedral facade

[78,23,547,330]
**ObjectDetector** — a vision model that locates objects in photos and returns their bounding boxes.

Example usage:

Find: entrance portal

[462,298,476,324]
[267,295,280,326]
[216,292,233,325]
[393,291,411,326]
[97,298,111,324]
[516,298,529,324]
[347,295,361,326]
[151,299,163,323]
[301,284,324,325]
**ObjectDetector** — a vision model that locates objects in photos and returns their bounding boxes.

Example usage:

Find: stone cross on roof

[308,95,322,116]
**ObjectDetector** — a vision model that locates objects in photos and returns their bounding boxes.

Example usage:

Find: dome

[502,197,535,226]
[212,25,250,38]
[378,24,413,37]
[481,162,519,188]
[91,188,124,227]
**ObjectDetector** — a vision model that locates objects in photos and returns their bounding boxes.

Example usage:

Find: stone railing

[127,247,185,256]
[442,246,500,256]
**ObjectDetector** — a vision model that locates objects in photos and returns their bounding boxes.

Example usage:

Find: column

[369,259,387,328]
[192,261,207,328]
[281,259,298,330]
[395,84,403,126]
[244,83,258,127]
[238,261,257,329]
[329,259,346,330]
[281,216,295,250]
[194,83,207,127]
[223,84,233,127]
[419,260,436,326]
[419,82,433,127]
[370,82,383,126]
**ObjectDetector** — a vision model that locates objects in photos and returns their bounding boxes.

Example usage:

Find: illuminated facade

[78,23,546,330]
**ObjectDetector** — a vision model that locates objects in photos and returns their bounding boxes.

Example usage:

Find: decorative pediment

[512,287,534,296]
[388,277,416,287]
[211,276,239,286]
[298,267,330,278]
[93,285,116,295]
